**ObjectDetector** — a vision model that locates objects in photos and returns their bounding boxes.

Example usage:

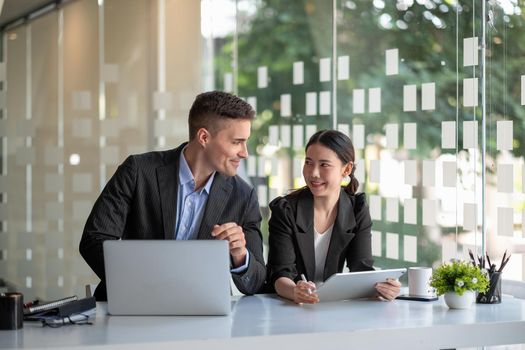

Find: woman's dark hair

[305,129,359,195]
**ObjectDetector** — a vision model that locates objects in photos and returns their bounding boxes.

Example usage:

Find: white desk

[1,294,525,350]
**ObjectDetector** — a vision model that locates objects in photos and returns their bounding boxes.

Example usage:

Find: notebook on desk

[103,240,231,316]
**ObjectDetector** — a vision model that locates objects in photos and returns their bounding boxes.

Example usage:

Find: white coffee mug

[408,267,434,297]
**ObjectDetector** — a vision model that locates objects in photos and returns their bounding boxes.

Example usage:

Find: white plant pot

[444,290,475,309]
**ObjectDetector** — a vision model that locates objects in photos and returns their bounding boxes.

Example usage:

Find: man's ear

[196,128,210,147]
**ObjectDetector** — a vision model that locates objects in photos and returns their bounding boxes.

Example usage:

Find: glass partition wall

[0,0,524,300]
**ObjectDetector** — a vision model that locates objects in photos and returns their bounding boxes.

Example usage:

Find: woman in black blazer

[267,130,401,304]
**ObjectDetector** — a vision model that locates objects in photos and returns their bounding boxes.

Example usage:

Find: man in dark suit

[80,91,266,301]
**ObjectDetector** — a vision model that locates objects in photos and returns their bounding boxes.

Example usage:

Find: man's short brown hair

[188,91,255,140]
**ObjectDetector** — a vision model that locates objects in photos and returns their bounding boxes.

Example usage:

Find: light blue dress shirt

[175,149,249,272]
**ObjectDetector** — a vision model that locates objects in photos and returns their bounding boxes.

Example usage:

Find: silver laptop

[103,240,231,316]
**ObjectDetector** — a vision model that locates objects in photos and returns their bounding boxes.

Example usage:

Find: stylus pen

[300,274,312,295]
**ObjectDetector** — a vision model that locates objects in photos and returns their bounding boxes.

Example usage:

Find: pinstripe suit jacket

[79,143,266,301]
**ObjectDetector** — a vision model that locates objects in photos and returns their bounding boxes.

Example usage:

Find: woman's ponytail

[345,166,359,195]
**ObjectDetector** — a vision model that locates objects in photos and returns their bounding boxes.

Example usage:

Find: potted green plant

[429,260,489,309]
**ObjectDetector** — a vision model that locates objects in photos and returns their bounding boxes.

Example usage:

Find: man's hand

[212,223,247,268]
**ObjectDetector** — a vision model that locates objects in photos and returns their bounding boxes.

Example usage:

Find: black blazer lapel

[295,190,316,281]
[196,173,233,240]
[156,146,183,240]
[323,189,356,280]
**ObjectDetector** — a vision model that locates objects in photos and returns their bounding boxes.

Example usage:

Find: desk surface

[1,294,525,350]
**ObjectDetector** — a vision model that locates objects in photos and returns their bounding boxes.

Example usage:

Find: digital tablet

[316,268,407,302]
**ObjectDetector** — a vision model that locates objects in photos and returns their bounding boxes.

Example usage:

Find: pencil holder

[476,272,501,304]
[0,292,24,330]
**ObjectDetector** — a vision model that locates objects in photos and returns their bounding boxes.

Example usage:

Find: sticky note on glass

[404,198,417,224]
[442,240,456,262]
[523,164,525,194]
[403,235,417,263]
[73,91,92,111]
[422,199,436,226]
[421,82,435,111]
[442,161,457,187]
[319,57,331,82]
[521,75,525,106]
[404,160,417,186]
[100,119,119,138]
[403,84,417,112]
[73,201,92,221]
[441,121,456,149]
[73,173,93,193]
[306,92,317,116]
[44,146,63,166]
[153,91,172,110]
[523,209,525,236]
[353,124,365,149]
[404,123,417,150]
[385,123,398,149]
[385,48,399,75]
[463,77,478,107]
[369,88,381,113]
[45,174,64,193]
[498,207,513,236]
[46,202,64,220]
[257,66,268,88]
[463,37,478,67]
[369,160,380,183]
[293,61,304,85]
[280,125,291,148]
[247,97,257,113]
[353,89,365,114]
[293,125,303,149]
[247,156,256,177]
[386,233,399,260]
[306,125,317,141]
[386,198,399,223]
[0,119,6,136]
[522,75,525,105]
[102,63,119,83]
[73,119,92,138]
[422,160,435,187]
[319,91,331,115]
[268,125,279,146]
[337,55,350,80]
[370,195,382,220]
[258,157,267,177]
[293,157,303,178]
[101,146,119,165]
[355,159,365,183]
[258,185,268,208]
[497,120,513,151]
[16,120,35,137]
[463,203,477,231]
[371,231,382,257]
[463,120,478,149]
[337,124,350,137]
[280,94,291,117]
[270,158,278,176]
[224,73,233,93]
[497,163,513,193]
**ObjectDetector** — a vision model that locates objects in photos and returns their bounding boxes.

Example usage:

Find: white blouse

[313,224,334,283]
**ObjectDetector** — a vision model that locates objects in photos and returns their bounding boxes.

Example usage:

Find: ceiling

[0,0,55,29]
